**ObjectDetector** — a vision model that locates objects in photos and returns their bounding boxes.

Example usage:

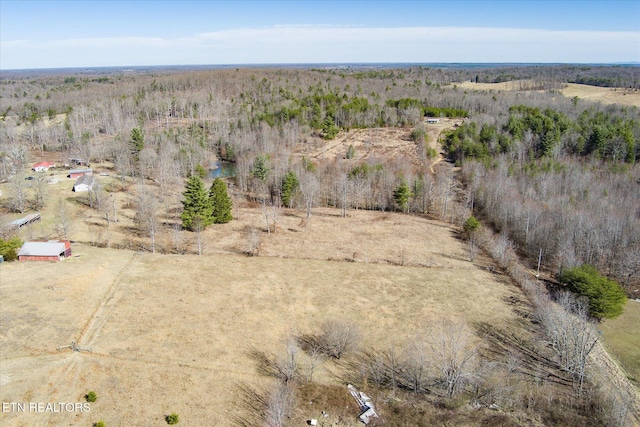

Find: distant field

[0,209,530,426]
[599,300,640,385]
[457,80,640,107]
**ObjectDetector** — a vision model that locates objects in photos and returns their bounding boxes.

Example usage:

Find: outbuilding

[18,240,72,262]
[6,213,41,230]
[73,174,94,192]
[68,169,92,179]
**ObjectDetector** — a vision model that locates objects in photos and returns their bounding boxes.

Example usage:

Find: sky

[1,0,639,70]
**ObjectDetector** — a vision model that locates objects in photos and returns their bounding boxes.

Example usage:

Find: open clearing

[2,114,638,424]
[296,118,462,167]
[0,208,529,426]
[457,81,640,107]
[599,300,640,385]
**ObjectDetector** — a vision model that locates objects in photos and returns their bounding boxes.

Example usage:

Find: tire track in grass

[76,251,136,349]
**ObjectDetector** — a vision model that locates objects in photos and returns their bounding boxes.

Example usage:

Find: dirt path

[76,251,136,348]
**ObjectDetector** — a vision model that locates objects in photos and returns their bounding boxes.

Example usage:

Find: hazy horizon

[1,0,639,70]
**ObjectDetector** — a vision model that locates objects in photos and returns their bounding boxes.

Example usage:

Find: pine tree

[181,176,213,231]
[251,154,270,181]
[209,178,233,224]
[130,127,144,160]
[322,116,339,140]
[281,170,299,208]
[394,181,413,212]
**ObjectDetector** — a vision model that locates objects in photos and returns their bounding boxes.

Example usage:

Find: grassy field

[457,81,640,107]
[0,206,531,426]
[599,300,640,385]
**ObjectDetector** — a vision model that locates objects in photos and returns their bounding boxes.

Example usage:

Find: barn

[68,169,92,179]
[73,174,94,192]
[18,240,72,262]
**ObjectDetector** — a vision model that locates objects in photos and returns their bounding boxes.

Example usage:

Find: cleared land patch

[0,210,528,426]
[457,80,640,107]
[599,300,640,385]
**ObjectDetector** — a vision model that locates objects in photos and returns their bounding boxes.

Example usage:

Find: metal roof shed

[18,240,71,262]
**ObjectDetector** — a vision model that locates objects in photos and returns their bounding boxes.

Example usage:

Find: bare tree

[192,216,206,255]
[246,226,261,256]
[264,382,295,427]
[55,199,74,240]
[539,292,599,394]
[337,173,350,218]
[8,175,29,213]
[171,223,186,254]
[233,382,295,427]
[403,339,430,393]
[31,176,47,210]
[273,339,300,383]
[134,181,160,253]
[428,319,478,398]
[299,171,319,219]
[318,319,362,360]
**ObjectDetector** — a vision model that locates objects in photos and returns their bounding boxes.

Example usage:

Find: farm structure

[32,162,55,172]
[68,169,92,179]
[68,158,89,167]
[5,213,41,230]
[73,174,94,192]
[18,240,72,262]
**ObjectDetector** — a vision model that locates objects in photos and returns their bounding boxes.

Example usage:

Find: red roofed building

[32,162,55,172]
[68,169,92,179]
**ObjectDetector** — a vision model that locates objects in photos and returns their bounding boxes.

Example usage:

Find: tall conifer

[209,178,233,224]
[181,176,213,230]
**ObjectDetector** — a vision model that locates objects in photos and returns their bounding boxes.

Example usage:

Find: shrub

[93,421,105,427]
[85,391,97,403]
[165,412,179,424]
[319,319,362,359]
[0,237,22,261]
[410,127,427,143]
[558,265,626,320]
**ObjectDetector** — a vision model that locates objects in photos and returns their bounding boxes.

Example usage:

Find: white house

[32,161,55,172]
[73,174,94,192]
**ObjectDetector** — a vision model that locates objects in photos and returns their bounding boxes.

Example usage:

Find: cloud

[2,25,639,69]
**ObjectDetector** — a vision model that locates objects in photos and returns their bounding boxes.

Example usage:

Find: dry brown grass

[560,83,640,107]
[0,202,530,425]
[457,80,640,107]
[0,119,531,426]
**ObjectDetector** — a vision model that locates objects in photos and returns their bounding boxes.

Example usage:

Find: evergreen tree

[251,154,270,181]
[181,176,213,231]
[393,181,413,212]
[281,170,299,208]
[209,178,233,224]
[130,127,144,160]
[346,144,356,159]
[463,216,480,236]
[559,265,627,320]
[322,116,339,140]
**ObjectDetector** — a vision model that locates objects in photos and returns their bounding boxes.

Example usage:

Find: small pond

[208,161,236,179]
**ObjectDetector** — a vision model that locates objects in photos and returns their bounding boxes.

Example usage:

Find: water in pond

[208,161,236,179]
